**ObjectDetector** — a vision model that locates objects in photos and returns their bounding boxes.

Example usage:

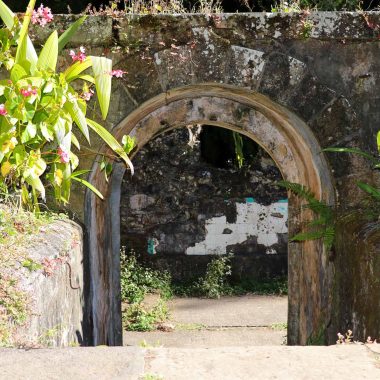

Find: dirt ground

[124,295,288,347]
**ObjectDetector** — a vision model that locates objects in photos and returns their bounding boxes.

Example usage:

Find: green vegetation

[0,0,134,210]
[271,322,288,331]
[278,180,335,251]
[0,200,63,346]
[120,249,287,331]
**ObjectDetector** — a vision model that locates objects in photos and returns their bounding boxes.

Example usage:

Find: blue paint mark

[147,239,156,255]
[246,197,255,203]
[278,199,288,203]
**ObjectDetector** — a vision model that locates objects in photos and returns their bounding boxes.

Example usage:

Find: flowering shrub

[0,0,134,208]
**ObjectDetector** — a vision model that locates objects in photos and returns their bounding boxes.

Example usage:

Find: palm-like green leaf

[71,176,104,199]
[90,56,112,120]
[64,99,90,143]
[15,0,36,65]
[279,180,335,251]
[64,58,92,82]
[10,64,27,82]
[357,181,380,200]
[323,147,378,162]
[0,0,16,29]
[37,30,58,71]
[86,118,134,174]
[58,16,87,52]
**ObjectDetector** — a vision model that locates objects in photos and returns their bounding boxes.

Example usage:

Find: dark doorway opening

[119,126,288,347]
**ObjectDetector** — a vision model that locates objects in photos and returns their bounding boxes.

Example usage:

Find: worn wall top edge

[27,12,380,46]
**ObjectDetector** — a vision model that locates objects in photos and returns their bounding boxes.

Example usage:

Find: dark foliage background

[4,0,380,13]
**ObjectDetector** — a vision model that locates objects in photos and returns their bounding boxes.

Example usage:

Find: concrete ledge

[17,220,85,347]
[0,345,378,379]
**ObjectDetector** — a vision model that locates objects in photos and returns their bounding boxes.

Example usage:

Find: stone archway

[85,83,335,346]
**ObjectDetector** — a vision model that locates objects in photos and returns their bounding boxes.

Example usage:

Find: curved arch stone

[85,84,335,346]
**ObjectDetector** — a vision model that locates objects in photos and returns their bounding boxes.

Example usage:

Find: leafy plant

[279,180,335,250]
[123,299,169,331]
[193,255,233,299]
[120,248,172,303]
[0,0,134,209]
[230,276,288,296]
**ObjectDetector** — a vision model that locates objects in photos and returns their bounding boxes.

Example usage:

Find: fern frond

[278,180,335,252]
[290,230,326,242]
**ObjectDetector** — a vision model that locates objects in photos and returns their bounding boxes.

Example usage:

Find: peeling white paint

[231,46,265,81]
[154,53,162,66]
[186,200,288,255]
[288,56,307,86]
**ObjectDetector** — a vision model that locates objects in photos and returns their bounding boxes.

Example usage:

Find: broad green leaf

[357,181,380,200]
[71,175,104,200]
[13,145,26,166]
[122,135,136,154]
[10,64,27,83]
[17,76,43,88]
[64,98,90,143]
[21,122,37,143]
[323,147,378,162]
[40,122,54,142]
[90,56,112,120]
[64,58,92,82]
[58,16,87,52]
[26,174,45,200]
[15,0,36,65]
[70,74,95,84]
[71,169,91,178]
[86,118,134,174]
[37,30,58,71]
[26,37,38,71]
[70,152,79,170]
[71,133,80,150]
[0,0,16,29]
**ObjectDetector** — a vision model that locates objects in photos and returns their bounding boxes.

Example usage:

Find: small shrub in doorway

[194,255,233,299]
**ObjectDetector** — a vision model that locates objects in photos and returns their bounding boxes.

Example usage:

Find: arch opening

[85,84,335,346]
[120,125,288,283]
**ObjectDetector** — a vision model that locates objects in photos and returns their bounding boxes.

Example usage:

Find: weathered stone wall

[120,127,287,281]
[17,220,85,347]
[28,12,380,345]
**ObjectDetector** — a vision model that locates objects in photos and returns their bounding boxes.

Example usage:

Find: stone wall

[120,127,287,281]
[17,220,85,347]
[28,12,380,345]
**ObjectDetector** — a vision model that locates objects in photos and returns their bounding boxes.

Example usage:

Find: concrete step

[1,345,379,380]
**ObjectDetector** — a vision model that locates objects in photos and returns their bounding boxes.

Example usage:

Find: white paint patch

[288,56,307,86]
[186,200,288,255]
[231,46,265,81]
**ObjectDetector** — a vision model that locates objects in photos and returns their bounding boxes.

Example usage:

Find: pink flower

[69,46,86,63]
[31,4,53,27]
[20,85,38,97]
[81,89,94,101]
[0,104,7,116]
[57,147,70,164]
[110,69,127,78]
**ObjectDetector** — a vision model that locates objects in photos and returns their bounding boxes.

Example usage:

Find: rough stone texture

[32,12,379,345]
[120,127,287,281]
[17,220,85,347]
